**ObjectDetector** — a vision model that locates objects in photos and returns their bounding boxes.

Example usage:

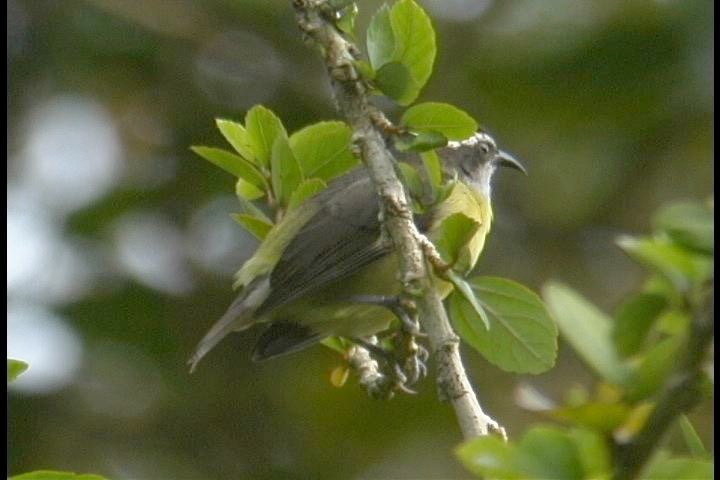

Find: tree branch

[613,287,714,480]
[292,0,503,439]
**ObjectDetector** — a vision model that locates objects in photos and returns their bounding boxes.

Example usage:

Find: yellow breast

[428,181,493,275]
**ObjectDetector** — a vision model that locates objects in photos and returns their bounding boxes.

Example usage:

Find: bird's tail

[188,281,266,373]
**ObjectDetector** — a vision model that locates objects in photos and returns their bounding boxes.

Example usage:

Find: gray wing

[255,168,391,316]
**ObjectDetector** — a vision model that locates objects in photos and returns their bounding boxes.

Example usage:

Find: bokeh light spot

[7,303,83,394]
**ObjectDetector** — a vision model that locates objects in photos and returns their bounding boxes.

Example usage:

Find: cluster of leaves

[193,0,559,380]
[338,0,481,151]
[193,105,359,238]
[457,199,714,479]
[360,0,480,152]
[363,0,435,106]
[192,0,483,227]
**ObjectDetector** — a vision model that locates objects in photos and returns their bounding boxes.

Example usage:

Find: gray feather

[188,277,270,372]
[256,168,390,315]
[252,321,322,361]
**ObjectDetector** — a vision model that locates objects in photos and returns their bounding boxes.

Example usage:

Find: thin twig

[292,0,503,439]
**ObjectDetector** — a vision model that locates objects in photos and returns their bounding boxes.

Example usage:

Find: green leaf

[366,4,394,70]
[235,188,272,224]
[289,121,358,181]
[452,277,558,374]
[455,435,519,479]
[653,201,713,255]
[433,213,480,266]
[612,293,668,358]
[642,274,679,300]
[448,278,490,331]
[288,178,327,210]
[335,2,358,35]
[373,61,415,104]
[434,181,456,205]
[543,282,631,384]
[321,336,353,354]
[215,119,256,164]
[235,177,264,201]
[354,60,375,81]
[457,426,611,480]
[641,457,713,480]
[421,150,443,189]
[230,213,273,241]
[616,235,713,292]
[567,428,612,479]
[270,136,303,207]
[10,471,109,480]
[626,335,682,401]
[191,146,266,189]
[678,415,708,458]
[401,102,478,140]
[388,0,436,104]
[550,401,631,433]
[655,309,690,336]
[394,130,448,153]
[449,274,493,332]
[397,162,424,200]
[245,105,287,168]
[8,358,28,383]
[514,427,584,480]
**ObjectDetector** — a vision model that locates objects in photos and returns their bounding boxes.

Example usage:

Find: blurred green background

[7,0,713,478]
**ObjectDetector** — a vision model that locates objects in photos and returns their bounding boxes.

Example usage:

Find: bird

[188,131,525,373]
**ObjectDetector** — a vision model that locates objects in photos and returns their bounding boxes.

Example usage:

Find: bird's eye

[480,143,490,154]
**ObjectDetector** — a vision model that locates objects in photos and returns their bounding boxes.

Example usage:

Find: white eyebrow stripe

[447,132,496,150]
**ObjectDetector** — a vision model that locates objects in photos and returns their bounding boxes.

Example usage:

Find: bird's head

[440,132,526,197]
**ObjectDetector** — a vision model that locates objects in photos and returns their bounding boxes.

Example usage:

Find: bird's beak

[494,150,527,175]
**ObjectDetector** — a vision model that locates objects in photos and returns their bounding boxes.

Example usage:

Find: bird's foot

[389,296,429,387]
[352,332,429,396]
[345,294,429,396]
[350,338,405,397]
[393,328,429,386]
[345,294,426,337]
